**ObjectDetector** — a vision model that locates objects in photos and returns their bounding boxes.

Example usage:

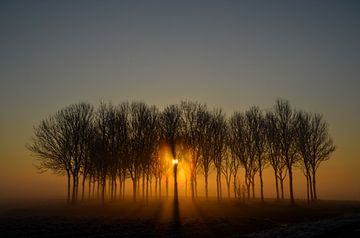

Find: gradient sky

[0,0,359,201]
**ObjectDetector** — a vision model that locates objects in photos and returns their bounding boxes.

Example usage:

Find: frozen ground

[0,199,359,237]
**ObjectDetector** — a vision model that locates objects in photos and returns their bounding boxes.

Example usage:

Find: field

[0,198,359,237]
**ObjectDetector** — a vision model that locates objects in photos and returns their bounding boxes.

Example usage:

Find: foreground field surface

[0,199,359,237]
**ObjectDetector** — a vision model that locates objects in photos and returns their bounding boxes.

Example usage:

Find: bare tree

[274,99,298,205]
[160,104,182,158]
[160,104,182,198]
[92,102,114,204]
[128,102,159,201]
[265,111,286,200]
[114,102,130,200]
[29,103,94,204]
[210,109,227,201]
[295,111,313,202]
[180,101,207,199]
[28,115,72,203]
[246,106,267,202]
[198,109,212,200]
[29,98,335,204]
[309,114,336,200]
[221,148,233,199]
[228,112,255,199]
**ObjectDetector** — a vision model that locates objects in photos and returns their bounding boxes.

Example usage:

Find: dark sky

[0,0,359,200]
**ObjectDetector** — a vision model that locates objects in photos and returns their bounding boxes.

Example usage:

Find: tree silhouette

[246,106,267,202]
[198,108,212,200]
[229,112,254,199]
[210,109,227,201]
[180,101,207,199]
[274,99,299,205]
[160,104,182,198]
[265,111,287,200]
[309,114,336,200]
[28,99,335,204]
[295,111,313,202]
[28,102,94,204]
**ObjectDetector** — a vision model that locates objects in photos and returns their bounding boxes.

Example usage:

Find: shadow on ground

[0,199,359,237]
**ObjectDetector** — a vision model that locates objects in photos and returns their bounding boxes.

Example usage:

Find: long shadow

[171,198,182,238]
[192,200,223,237]
[171,164,182,238]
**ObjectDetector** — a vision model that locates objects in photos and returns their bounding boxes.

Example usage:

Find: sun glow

[159,143,192,194]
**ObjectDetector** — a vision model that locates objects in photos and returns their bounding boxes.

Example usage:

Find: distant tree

[28,114,72,203]
[29,98,335,204]
[228,112,256,199]
[265,111,287,200]
[246,106,267,202]
[309,114,336,200]
[295,111,313,202]
[221,147,234,199]
[210,109,227,201]
[28,103,94,204]
[160,104,182,198]
[197,109,212,200]
[92,102,113,204]
[128,102,158,201]
[274,99,299,205]
[114,102,130,200]
[180,101,207,199]
[160,104,182,158]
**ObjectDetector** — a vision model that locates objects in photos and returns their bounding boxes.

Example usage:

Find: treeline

[28,99,335,205]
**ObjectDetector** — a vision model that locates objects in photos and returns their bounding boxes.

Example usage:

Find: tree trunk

[146,173,149,203]
[288,165,295,205]
[216,170,222,201]
[251,181,255,199]
[227,179,231,199]
[72,175,76,203]
[312,170,317,200]
[149,177,152,197]
[245,173,250,199]
[132,178,137,201]
[191,174,195,200]
[122,179,125,199]
[114,177,117,200]
[306,174,310,203]
[118,175,122,199]
[309,174,313,201]
[137,177,140,196]
[158,175,162,198]
[75,175,79,202]
[142,172,145,200]
[101,177,106,204]
[259,166,264,202]
[233,172,237,199]
[155,177,158,197]
[92,178,96,200]
[194,175,198,198]
[275,173,279,200]
[67,171,71,204]
[97,178,100,199]
[205,171,208,200]
[166,176,169,198]
[81,174,86,201]
[280,178,284,199]
[88,176,91,200]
